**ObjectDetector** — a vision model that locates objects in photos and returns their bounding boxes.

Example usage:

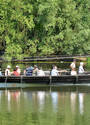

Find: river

[0,85,90,125]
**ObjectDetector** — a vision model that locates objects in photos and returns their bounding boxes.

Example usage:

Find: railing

[0,54,90,62]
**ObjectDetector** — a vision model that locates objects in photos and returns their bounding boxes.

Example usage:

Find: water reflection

[11,91,20,102]
[24,91,32,101]
[0,87,88,125]
[0,90,2,100]
[51,92,58,112]
[78,93,84,115]
[70,92,77,113]
[7,91,11,111]
[37,91,45,111]
[4,90,21,111]
[0,89,85,114]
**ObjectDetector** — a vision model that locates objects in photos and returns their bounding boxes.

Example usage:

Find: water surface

[0,86,90,125]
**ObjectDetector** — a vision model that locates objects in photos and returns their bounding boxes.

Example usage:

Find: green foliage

[0,0,90,59]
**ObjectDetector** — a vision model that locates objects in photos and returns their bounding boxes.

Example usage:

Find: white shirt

[5,69,11,76]
[71,71,77,76]
[78,66,84,74]
[37,70,45,76]
[51,69,59,76]
[70,62,76,69]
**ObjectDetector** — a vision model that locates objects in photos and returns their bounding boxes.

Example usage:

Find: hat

[34,65,38,68]
[7,65,11,68]
[16,65,19,68]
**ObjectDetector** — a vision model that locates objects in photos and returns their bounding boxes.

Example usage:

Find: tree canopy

[0,0,90,59]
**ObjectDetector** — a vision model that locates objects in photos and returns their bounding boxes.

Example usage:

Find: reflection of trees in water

[0,88,88,125]
[23,91,32,101]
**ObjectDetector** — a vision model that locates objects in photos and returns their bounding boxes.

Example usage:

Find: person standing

[78,62,84,74]
[70,59,77,75]
[5,65,11,76]
[70,59,76,70]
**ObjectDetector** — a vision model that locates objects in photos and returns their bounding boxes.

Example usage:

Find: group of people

[0,59,85,77]
[5,65,21,76]
[24,65,45,76]
[0,65,21,76]
[70,59,85,75]
[0,65,45,77]
[51,65,67,76]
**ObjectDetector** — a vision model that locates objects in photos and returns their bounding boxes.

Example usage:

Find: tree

[0,0,90,59]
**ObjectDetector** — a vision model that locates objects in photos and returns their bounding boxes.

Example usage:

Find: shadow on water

[0,83,90,93]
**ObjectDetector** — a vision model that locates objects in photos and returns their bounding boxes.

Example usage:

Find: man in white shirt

[51,65,59,76]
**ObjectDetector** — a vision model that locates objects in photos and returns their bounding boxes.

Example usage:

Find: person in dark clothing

[26,66,34,76]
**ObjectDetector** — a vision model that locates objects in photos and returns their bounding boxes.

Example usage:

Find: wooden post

[76,75,78,83]
[5,76,7,89]
[49,75,52,85]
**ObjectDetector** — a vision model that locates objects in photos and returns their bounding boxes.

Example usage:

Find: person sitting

[16,65,21,75]
[12,68,20,76]
[51,65,59,76]
[5,65,11,76]
[0,68,2,76]
[37,67,45,76]
[25,66,34,76]
[78,62,84,74]
[33,65,39,76]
